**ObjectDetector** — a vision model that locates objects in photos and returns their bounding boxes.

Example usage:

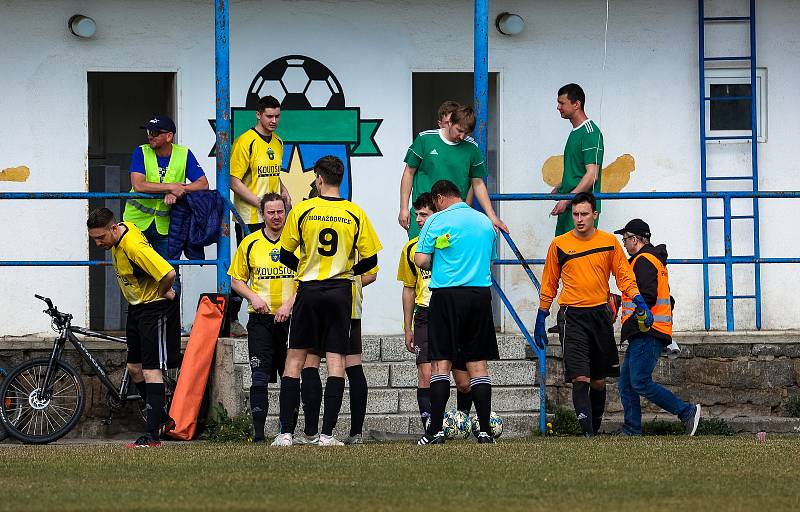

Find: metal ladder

[698,0,761,330]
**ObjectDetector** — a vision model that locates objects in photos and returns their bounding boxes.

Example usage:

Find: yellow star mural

[281,146,316,203]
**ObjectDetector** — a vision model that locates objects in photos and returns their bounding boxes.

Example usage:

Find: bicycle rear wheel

[0,358,85,444]
[0,368,7,441]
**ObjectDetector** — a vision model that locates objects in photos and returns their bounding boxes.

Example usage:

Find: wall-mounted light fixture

[495,12,525,36]
[68,15,97,39]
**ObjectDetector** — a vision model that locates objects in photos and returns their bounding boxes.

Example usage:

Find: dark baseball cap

[140,115,176,133]
[614,218,651,237]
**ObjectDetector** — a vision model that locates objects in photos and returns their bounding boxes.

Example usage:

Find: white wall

[0,0,798,336]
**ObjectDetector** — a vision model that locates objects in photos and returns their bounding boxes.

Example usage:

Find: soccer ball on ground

[442,409,472,440]
[470,412,504,439]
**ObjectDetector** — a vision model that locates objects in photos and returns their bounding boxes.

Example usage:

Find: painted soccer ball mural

[245,56,345,110]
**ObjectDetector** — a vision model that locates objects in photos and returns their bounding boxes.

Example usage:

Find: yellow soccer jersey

[228,229,297,314]
[230,128,284,225]
[281,196,382,282]
[396,237,432,307]
[111,223,174,306]
[351,266,378,320]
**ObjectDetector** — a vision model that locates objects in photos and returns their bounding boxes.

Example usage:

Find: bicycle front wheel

[0,358,85,444]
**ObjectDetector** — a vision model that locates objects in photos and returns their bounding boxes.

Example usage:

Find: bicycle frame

[41,319,132,406]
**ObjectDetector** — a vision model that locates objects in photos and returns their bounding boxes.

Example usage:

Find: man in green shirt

[551,83,604,235]
[399,105,507,238]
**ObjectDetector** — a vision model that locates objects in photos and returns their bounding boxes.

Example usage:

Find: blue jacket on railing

[168,190,223,261]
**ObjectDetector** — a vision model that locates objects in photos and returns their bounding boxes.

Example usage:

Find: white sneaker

[293,433,319,445]
[270,433,293,446]
[318,434,344,446]
[229,320,248,338]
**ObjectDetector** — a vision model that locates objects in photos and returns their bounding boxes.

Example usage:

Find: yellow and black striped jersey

[230,128,284,225]
[111,223,174,305]
[228,229,297,314]
[396,237,431,307]
[351,266,378,320]
[281,196,382,282]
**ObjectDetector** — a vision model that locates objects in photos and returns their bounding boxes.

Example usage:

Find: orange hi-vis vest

[620,252,673,337]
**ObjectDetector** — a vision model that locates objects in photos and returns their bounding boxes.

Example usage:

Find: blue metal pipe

[493,257,800,266]
[215,0,231,295]
[722,196,734,330]
[473,0,488,156]
[488,191,800,201]
[492,276,547,435]
[699,0,711,331]
[0,192,161,200]
[0,260,217,266]
[750,0,762,330]
[499,231,541,292]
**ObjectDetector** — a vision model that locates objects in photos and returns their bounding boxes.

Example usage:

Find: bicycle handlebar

[35,294,71,326]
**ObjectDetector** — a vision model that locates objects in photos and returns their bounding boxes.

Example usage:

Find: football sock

[427,375,450,436]
[590,386,607,435]
[416,387,431,429]
[300,367,322,436]
[572,381,594,437]
[456,389,473,414]
[320,376,345,437]
[278,376,300,434]
[145,382,165,440]
[470,377,492,434]
[250,385,268,440]
[346,365,368,437]
[134,380,147,401]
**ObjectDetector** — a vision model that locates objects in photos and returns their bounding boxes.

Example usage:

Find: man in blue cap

[123,115,208,295]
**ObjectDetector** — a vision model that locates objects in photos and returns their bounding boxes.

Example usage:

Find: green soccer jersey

[555,119,604,235]
[404,129,487,237]
[559,119,604,197]
[404,129,487,201]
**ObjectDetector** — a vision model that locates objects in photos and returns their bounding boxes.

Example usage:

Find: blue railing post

[473,0,488,157]
[698,0,711,330]
[215,0,231,296]
[749,0,762,329]
[723,194,734,330]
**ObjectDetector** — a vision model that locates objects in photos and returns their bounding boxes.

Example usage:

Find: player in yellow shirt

[228,193,296,443]
[228,95,289,336]
[87,208,177,448]
[397,193,475,431]
[272,155,382,446]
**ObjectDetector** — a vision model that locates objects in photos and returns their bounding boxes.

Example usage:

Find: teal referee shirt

[416,202,497,288]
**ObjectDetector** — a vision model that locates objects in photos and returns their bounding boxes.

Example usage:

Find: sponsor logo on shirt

[257,163,281,177]
[158,167,168,183]
[271,248,280,262]
[430,149,438,155]
[267,147,275,160]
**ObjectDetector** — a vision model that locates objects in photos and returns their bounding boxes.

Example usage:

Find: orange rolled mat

[166,294,227,440]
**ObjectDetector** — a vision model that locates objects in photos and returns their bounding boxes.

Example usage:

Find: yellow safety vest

[123,144,188,235]
[620,252,673,337]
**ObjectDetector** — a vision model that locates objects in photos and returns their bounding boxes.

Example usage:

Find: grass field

[3,436,800,511]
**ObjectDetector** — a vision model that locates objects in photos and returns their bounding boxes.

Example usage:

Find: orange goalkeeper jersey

[539,229,640,310]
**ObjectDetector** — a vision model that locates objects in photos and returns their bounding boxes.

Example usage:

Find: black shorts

[557,305,620,382]
[288,280,352,355]
[126,299,180,370]
[310,319,362,358]
[428,287,498,364]
[247,313,289,383]
[413,307,429,365]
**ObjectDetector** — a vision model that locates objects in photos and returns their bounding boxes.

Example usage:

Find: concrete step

[242,360,539,390]
[231,335,529,365]
[264,412,541,438]
[259,386,541,415]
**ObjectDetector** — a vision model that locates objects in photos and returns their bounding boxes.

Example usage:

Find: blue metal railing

[488,191,800,333]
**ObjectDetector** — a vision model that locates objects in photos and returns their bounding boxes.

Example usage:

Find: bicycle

[0,295,177,444]
[0,367,7,441]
